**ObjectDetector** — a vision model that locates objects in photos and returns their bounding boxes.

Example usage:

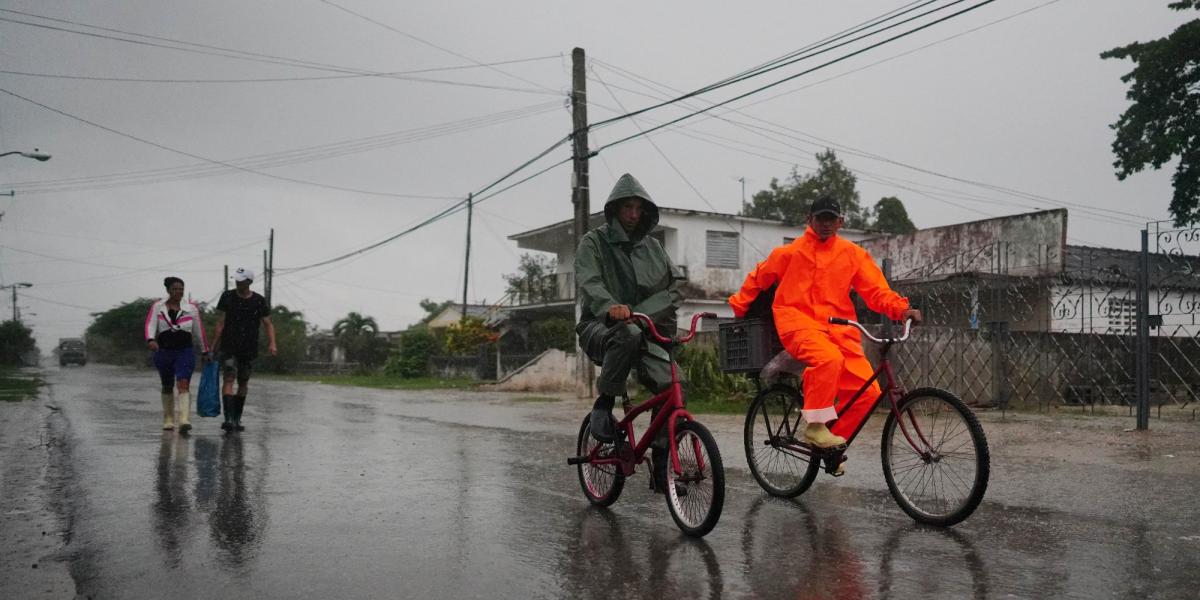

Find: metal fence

[877,226,1200,417]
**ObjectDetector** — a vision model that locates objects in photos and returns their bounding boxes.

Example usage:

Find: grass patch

[624,389,751,415]
[0,367,43,402]
[267,373,476,390]
[512,396,561,403]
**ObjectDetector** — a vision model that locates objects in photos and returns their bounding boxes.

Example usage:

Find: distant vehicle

[58,338,86,367]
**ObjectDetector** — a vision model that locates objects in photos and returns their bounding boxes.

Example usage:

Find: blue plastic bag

[197,360,221,418]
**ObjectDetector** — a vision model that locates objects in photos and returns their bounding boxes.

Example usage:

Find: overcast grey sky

[0,0,1188,350]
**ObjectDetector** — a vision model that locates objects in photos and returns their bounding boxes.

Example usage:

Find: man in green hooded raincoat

[575,173,683,490]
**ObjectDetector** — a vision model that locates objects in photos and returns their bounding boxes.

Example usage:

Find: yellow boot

[804,422,846,448]
[161,393,175,430]
[176,391,192,433]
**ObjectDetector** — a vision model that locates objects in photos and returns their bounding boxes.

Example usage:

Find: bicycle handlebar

[630,311,715,344]
[828,316,913,343]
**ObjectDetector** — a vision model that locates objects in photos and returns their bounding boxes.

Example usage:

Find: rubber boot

[176,391,192,433]
[804,422,846,448]
[588,395,615,443]
[221,395,234,431]
[233,395,246,431]
[161,393,175,430]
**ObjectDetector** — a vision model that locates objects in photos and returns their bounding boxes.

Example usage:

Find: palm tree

[332,312,380,365]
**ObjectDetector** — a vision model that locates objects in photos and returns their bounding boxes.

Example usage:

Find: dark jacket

[574,174,683,334]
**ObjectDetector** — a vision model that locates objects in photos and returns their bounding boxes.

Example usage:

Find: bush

[386,327,438,378]
[530,317,576,352]
[86,298,156,365]
[678,344,755,404]
[0,320,38,366]
[443,317,497,356]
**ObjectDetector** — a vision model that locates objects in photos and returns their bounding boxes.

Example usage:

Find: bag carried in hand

[197,360,221,418]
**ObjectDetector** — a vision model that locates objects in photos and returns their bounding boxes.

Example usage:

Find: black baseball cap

[809,196,841,217]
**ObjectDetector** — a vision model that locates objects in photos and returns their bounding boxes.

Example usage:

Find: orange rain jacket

[729,227,910,365]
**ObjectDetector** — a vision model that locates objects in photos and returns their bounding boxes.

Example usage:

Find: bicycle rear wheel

[744,384,819,497]
[576,414,625,506]
[881,387,989,526]
[665,420,725,537]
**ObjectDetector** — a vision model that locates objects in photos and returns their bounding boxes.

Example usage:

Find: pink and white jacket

[144,299,210,351]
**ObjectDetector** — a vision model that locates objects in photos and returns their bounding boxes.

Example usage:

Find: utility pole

[267,228,275,307]
[223,265,229,293]
[738,177,746,207]
[3,283,31,322]
[462,193,473,320]
[11,286,17,322]
[571,47,594,398]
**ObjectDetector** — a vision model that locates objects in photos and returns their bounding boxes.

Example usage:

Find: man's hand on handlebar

[607,304,632,322]
[902,308,923,325]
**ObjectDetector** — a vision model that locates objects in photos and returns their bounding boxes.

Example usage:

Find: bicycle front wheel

[665,420,725,537]
[744,384,819,497]
[881,388,990,526]
[576,414,625,506]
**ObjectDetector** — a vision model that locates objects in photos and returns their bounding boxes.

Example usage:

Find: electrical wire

[590,0,1000,153]
[2,100,561,195]
[588,0,972,131]
[0,54,561,84]
[316,0,561,95]
[0,87,487,199]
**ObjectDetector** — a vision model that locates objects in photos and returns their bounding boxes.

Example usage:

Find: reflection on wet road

[25,365,1200,599]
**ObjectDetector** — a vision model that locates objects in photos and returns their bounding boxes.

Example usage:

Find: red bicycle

[744,317,990,526]
[568,312,726,537]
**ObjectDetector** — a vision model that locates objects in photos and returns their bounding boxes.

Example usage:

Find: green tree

[417,298,454,326]
[740,149,870,227]
[333,311,388,368]
[385,327,437,378]
[529,317,575,352]
[503,253,558,303]
[86,298,156,365]
[256,305,309,374]
[871,196,917,234]
[1101,1,1200,225]
[0,320,38,366]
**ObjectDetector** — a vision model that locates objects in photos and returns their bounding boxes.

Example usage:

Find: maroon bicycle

[568,312,726,537]
[743,317,990,526]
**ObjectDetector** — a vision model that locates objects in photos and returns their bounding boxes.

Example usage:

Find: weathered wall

[490,349,577,392]
[861,209,1067,279]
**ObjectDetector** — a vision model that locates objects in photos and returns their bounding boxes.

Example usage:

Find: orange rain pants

[729,227,909,430]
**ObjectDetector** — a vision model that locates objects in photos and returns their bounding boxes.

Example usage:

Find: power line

[589,0,1001,154]
[2,100,561,195]
[0,54,561,84]
[592,67,767,258]
[316,0,561,95]
[588,0,968,131]
[0,87,485,199]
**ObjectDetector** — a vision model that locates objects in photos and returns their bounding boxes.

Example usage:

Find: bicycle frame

[577,313,711,479]
[771,318,935,461]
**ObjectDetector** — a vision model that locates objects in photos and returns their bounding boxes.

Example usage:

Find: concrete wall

[490,349,577,392]
[862,209,1067,279]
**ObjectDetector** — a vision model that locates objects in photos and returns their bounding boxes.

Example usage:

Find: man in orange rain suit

[729,196,922,452]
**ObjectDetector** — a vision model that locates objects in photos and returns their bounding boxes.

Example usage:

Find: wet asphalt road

[4,364,1200,599]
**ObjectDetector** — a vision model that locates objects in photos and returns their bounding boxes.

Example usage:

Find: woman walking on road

[145,277,210,432]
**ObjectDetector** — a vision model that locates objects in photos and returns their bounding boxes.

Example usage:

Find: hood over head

[603,173,659,239]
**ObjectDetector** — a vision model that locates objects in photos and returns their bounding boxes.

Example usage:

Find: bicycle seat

[759,350,806,380]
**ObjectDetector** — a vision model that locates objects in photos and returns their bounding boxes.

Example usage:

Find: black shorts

[220,353,254,384]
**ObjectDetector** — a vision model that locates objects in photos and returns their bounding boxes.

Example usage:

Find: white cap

[233,267,255,282]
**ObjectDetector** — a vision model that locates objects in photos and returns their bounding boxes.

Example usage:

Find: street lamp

[1,282,33,322]
[0,149,51,162]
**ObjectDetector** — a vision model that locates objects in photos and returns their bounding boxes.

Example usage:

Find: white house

[492,207,869,333]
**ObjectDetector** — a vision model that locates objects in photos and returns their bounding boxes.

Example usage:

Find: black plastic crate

[718,318,784,374]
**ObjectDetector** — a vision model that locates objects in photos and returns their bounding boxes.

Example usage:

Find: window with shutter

[706,230,739,268]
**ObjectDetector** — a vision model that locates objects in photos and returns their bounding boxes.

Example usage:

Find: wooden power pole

[571,47,594,398]
[462,193,473,320]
